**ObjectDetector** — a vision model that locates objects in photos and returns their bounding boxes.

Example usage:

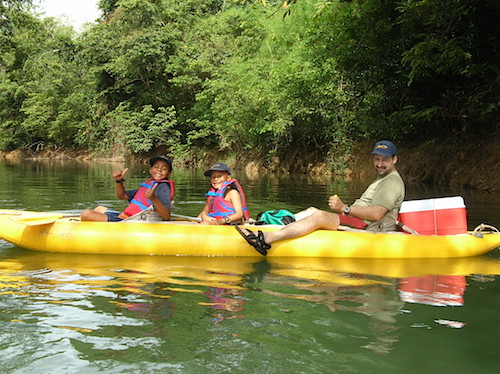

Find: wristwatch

[343,205,351,215]
[224,216,231,224]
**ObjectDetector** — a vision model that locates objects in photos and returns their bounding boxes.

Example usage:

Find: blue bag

[256,209,296,225]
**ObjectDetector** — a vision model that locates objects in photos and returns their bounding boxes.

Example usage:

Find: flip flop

[235,226,271,256]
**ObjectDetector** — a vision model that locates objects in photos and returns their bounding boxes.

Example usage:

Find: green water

[1,159,499,373]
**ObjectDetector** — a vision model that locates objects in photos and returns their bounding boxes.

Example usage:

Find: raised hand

[112,168,129,181]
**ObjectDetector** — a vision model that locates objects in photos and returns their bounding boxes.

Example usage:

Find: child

[199,162,249,225]
[81,155,175,222]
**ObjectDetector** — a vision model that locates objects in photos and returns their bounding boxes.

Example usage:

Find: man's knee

[313,210,340,229]
[306,207,320,215]
[312,209,330,220]
[295,206,320,221]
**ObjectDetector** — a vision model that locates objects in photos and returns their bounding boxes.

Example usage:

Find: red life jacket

[121,178,175,218]
[206,179,250,221]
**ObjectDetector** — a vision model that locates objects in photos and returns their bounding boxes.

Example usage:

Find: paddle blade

[9,214,79,226]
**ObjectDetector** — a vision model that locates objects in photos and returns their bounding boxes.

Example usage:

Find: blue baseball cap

[149,155,173,170]
[372,140,397,156]
[204,162,231,176]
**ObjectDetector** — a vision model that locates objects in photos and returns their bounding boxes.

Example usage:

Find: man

[236,140,405,255]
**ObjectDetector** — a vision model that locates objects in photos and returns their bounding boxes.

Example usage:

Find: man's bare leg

[293,206,319,221]
[264,209,340,244]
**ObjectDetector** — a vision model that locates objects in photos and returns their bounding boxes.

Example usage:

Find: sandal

[235,226,271,256]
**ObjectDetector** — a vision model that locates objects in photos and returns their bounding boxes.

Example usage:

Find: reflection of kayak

[5,252,500,285]
[267,256,500,288]
[1,209,499,258]
[267,256,500,279]
[1,251,259,289]
[2,251,499,295]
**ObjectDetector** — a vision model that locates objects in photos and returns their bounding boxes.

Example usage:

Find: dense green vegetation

[1,0,498,171]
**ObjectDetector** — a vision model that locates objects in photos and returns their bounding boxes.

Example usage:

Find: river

[1,159,499,373]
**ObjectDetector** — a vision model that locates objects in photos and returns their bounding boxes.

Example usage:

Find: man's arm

[328,194,388,221]
[345,204,388,222]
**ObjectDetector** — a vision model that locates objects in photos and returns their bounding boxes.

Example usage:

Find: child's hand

[112,168,128,181]
[200,217,218,225]
[145,184,158,200]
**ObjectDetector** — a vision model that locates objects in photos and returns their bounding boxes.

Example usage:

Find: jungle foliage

[0,0,498,170]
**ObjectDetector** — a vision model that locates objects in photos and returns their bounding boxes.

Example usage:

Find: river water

[1,159,499,373]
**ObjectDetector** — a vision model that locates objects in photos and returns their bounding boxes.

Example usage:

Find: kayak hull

[1,210,499,258]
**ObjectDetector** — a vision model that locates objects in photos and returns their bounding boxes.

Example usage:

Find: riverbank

[235,136,499,192]
[348,136,500,192]
[1,136,498,192]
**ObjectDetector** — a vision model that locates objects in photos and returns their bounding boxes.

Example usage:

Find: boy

[81,155,175,222]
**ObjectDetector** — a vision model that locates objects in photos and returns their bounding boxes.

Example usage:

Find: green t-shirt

[352,170,405,231]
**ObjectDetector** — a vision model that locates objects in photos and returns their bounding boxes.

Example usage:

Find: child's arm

[112,168,129,200]
[224,189,244,223]
[199,203,213,223]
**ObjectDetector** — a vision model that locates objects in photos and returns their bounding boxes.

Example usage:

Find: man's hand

[328,194,344,213]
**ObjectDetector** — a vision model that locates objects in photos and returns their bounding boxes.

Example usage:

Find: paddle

[11,212,201,226]
[171,213,202,222]
[10,214,80,226]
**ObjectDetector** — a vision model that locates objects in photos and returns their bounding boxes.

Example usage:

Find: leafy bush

[107,104,181,153]
[0,0,496,164]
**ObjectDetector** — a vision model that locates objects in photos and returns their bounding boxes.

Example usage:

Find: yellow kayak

[1,209,499,258]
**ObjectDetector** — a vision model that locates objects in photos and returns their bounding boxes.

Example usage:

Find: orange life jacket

[121,178,175,218]
[205,179,249,221]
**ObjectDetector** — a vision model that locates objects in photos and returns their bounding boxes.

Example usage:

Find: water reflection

[2,252,499,352]
[203,287,246,324]
[398,275,466,307]
[263,256,500,355]
[263,270,402,355]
